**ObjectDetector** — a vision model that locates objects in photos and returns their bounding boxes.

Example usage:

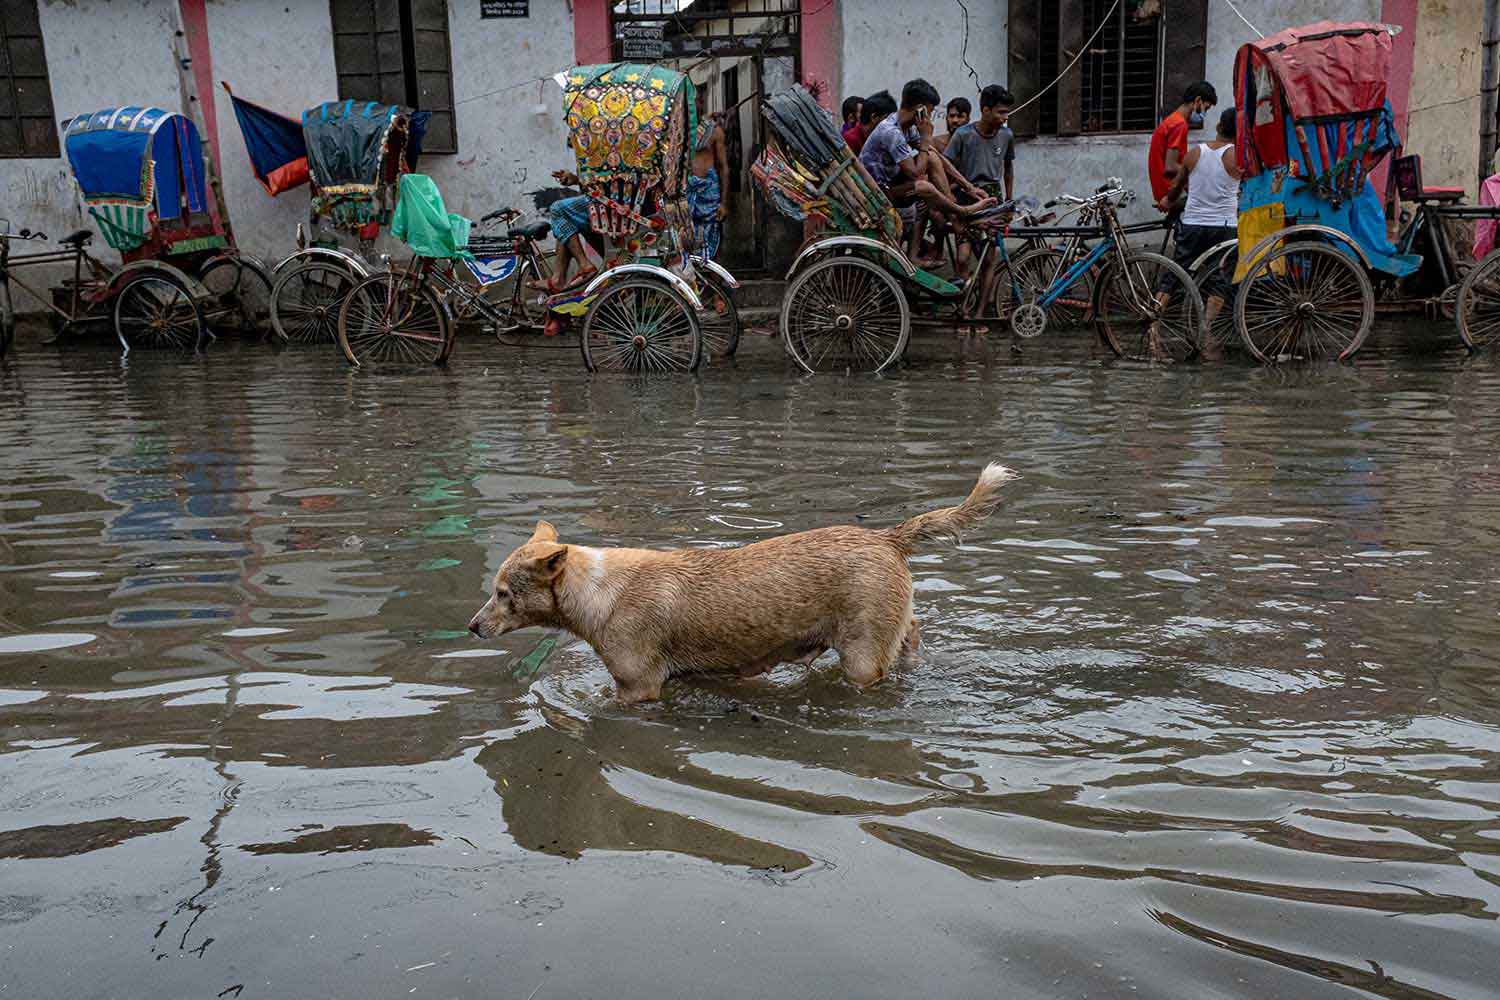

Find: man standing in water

[688,90,730,260]
[1161,107,1241,358]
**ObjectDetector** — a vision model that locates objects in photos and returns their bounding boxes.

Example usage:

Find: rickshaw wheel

[781,255,909,374]
[199,256,273,336]
[581,278,703,373]
[696,269,740,361]
[270,261,357,344]
[1003,248,1093,328]
[1093,252,1204,362]
[1192,244,1239,358]
[336,273,453,367]
[1456,249,1500,351]
[113,275,204,353]
[1234,241,1374,363]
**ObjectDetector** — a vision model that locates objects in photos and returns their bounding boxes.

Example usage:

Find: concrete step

[734,278,785,310]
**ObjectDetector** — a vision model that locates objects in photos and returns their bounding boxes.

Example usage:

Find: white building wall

[3,0,576,306]
[839,0,1008,116]
[2,0,182,275]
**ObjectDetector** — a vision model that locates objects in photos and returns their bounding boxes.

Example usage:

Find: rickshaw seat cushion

[59,229,93,248]
[509,221,550,241]
[1417,187,1464,203]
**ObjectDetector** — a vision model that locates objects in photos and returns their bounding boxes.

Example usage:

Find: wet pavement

[2,325,1500,998]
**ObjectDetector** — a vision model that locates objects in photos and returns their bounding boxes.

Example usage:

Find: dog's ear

[530,543,567,580]
[528,520,559,544]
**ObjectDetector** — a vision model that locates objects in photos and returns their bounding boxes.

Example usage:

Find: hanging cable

[955,0,982,93]
[1218,0,1264,39]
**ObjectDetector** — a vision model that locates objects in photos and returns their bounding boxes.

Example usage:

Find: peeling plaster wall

[1403,0,1485,194]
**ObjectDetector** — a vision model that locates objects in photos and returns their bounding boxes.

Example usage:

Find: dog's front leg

[603,650,668,705]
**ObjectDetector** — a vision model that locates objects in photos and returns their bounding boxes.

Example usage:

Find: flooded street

[3,327,1500,998]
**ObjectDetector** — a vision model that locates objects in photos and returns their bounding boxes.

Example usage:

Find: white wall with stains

[3,0,577,303]
[2,0,183,280]
[839,0,1008,118]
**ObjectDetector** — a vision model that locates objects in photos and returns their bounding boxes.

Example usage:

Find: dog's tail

[886,464,1017,552]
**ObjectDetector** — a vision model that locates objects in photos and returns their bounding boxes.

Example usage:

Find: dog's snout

[467,616,483,637]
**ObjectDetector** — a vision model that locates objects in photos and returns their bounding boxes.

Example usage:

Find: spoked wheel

[336,272,453,367]
[1094,251,1205,362]
[696,269,741,361]
[1192,244,1239,358]
[1234,241,1374,363]
[580,278,702,373]
[198,255,273,336]
[781,255,910,374]
[1003,248,1093,330]
[113,275,204,353]
[270,261,358,345]
[1456,249,1500,351]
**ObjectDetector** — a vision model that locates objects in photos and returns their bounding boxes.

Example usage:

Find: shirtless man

[688,89,730,259]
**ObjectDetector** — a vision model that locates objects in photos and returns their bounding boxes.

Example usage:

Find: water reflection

[2,335,1500,996]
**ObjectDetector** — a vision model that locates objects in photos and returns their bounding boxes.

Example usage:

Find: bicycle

[993,182,1205,360]
[1,221,204,356]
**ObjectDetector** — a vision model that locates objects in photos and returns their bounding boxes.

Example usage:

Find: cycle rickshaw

[539,62,741,372]
[1,106,272,355]
[227,91,428,346]
[754,86,1201,372]
[1213,20,1500,362]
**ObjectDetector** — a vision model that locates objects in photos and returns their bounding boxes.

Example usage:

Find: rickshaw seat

[59,229,93,248]
[508,221,550,241]
[1393,154,1467,204]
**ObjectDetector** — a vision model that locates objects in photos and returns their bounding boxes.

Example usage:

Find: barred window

[330,0,456,154]
[0,0,59,159]
[1009,0,1206,139]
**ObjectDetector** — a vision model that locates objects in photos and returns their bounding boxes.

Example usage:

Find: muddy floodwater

[2,329,1500,998]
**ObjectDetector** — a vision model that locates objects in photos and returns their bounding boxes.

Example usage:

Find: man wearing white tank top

[1163,107,1241,356]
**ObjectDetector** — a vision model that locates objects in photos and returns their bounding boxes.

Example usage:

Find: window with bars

[0,1,59,159]
[330,0,456,153]
[1009,0,1206,139]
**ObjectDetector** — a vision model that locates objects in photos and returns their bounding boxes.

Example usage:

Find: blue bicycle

[991,181,1206,361]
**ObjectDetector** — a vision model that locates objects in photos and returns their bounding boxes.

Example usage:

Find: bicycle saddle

[507,221,550,241]
[59,229,93,248]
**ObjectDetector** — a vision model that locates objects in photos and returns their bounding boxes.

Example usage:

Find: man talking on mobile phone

[859,78,996,260]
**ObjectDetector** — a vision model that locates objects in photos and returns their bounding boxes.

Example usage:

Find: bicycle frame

[0,236,111,328]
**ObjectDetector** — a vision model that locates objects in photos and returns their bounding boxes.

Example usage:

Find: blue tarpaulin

[224,85,309,195]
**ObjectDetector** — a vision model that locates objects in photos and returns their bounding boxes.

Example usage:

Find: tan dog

[467,464,1016,703]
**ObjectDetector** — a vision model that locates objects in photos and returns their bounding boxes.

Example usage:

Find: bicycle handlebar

[0,228,46,242]
[480,208,522,224]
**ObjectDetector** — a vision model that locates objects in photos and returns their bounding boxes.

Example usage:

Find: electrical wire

[955,0,981,93]
[1008,0,1122,116]
[1218,0,1264,39]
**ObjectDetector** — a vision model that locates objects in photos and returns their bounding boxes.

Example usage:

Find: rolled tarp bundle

[756,86,901,244]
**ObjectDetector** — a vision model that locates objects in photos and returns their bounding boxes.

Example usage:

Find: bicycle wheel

[1094,251,1205,362]
[1193,244,1238,357]
[696,268,740,361]
[198,255,272,336]
[336,272,453,367]
[1234,242,1374,363]
[781,255,909,373]
[270,261,356,344]
[1003,248,1094,333]
[581,278,702,373]
[1456,248,1500,351]
[113,275,204,353]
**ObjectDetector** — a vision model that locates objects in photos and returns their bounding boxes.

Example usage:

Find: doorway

[610,0,804,276]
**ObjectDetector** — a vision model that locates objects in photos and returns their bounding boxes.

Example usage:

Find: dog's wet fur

[468,464,1016,703]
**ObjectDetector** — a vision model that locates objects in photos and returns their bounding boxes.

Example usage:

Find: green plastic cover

[391,174,471,259]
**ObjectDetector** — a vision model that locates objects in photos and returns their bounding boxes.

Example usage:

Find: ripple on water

[0,633,96,654]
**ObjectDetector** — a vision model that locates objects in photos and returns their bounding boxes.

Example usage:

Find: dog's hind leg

[835,622,905,689]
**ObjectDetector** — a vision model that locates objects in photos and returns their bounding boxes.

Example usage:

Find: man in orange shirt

[1149,81,1217,213]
